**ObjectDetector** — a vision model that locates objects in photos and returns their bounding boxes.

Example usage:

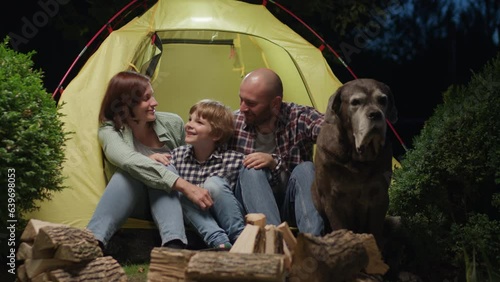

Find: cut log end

[289,229,388,282]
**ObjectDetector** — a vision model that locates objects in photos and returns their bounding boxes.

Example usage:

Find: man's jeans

[87,169,187,247]
[181,176,245,247]
[235,161,324,236]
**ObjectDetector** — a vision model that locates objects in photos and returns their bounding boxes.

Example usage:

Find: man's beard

[244,111,272,127]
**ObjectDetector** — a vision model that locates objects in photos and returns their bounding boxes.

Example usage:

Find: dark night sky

[1,2,82,89]
[2,1,499,159]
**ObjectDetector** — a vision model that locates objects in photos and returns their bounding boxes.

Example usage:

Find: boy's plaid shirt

[228,102,324,184]
[170,144,244,190]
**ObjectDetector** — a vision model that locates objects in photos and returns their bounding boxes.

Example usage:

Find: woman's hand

[148,153,171,165]
[242,152,277,169]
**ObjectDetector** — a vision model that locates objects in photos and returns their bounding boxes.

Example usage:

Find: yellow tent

[28,0,343,228]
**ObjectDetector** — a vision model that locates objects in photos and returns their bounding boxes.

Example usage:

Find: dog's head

[326,78,398,162]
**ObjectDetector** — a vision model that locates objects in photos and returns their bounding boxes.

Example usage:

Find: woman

[87,71,214,249]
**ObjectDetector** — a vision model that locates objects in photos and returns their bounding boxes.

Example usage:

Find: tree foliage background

[0,37,69,244]
[389,53,500,281]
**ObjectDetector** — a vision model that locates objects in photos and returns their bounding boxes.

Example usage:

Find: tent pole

[267,0,408,152]
[52,0,145,101]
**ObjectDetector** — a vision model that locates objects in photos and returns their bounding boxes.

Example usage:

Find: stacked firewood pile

[148,213,389,282]
[16,219,126,282]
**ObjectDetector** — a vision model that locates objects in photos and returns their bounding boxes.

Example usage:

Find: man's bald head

[238,68,283,129]
[241,68,283,100]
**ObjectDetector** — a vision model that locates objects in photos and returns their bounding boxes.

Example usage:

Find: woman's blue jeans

[87,169,187,247]
[235,161,324,236]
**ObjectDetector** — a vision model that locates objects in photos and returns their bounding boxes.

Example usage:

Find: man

[228,68,324,236]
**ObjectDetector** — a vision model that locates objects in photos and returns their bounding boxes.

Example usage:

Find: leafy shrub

[388,52,500,281]
[0,37,69,230]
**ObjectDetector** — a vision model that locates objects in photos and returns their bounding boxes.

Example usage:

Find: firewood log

[17,242,33,260]
[186,252,285,281]
[264,225,284,255]
[277,222,297,251]
[290,229,385,282]
[47,256,126,281]
[245,213,267,228]
[148,247,196,282]
[24,258,73,279]
[54,241,103,262]
[32,225,98,257]
[230,224,265,254]
[20,219,67,242]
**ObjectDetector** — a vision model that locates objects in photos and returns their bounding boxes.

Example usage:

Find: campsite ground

[123,263,149,281]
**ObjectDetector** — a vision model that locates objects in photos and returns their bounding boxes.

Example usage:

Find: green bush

[0,37,69,231]
[389,52,500,281]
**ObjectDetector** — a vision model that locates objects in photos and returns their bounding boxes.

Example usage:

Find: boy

[165,99,245,249]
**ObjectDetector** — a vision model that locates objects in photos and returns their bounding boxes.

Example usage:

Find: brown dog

[312,78,398,248]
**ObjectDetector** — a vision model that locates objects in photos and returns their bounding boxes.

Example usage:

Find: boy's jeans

[181,176,245,247]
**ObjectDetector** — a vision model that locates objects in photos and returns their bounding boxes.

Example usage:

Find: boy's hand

[243,152,277,170]
[148,153,171,165]
[185,185,214,210]
[173,178,213,210]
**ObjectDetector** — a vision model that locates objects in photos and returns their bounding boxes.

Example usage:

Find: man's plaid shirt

[228,102,325,183]
[170,145,244,190]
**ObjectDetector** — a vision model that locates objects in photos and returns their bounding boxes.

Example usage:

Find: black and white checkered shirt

[170,145,244,190]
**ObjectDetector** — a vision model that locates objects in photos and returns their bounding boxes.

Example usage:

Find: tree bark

[32,226,98,255]
[47,256,126,282]
[54,241,103,262]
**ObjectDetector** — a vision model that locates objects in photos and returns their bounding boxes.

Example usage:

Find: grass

[122,263,149,282]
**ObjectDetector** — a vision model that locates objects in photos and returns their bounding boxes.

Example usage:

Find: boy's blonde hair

[189,99,235,146]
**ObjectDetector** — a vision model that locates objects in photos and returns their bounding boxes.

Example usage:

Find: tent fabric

[27,0,343,228]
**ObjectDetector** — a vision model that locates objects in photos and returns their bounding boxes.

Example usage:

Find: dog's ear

[378,82,398,124]
[329,85,343,116]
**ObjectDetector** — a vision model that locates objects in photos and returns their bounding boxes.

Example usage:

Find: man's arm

[300,105,325,142]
